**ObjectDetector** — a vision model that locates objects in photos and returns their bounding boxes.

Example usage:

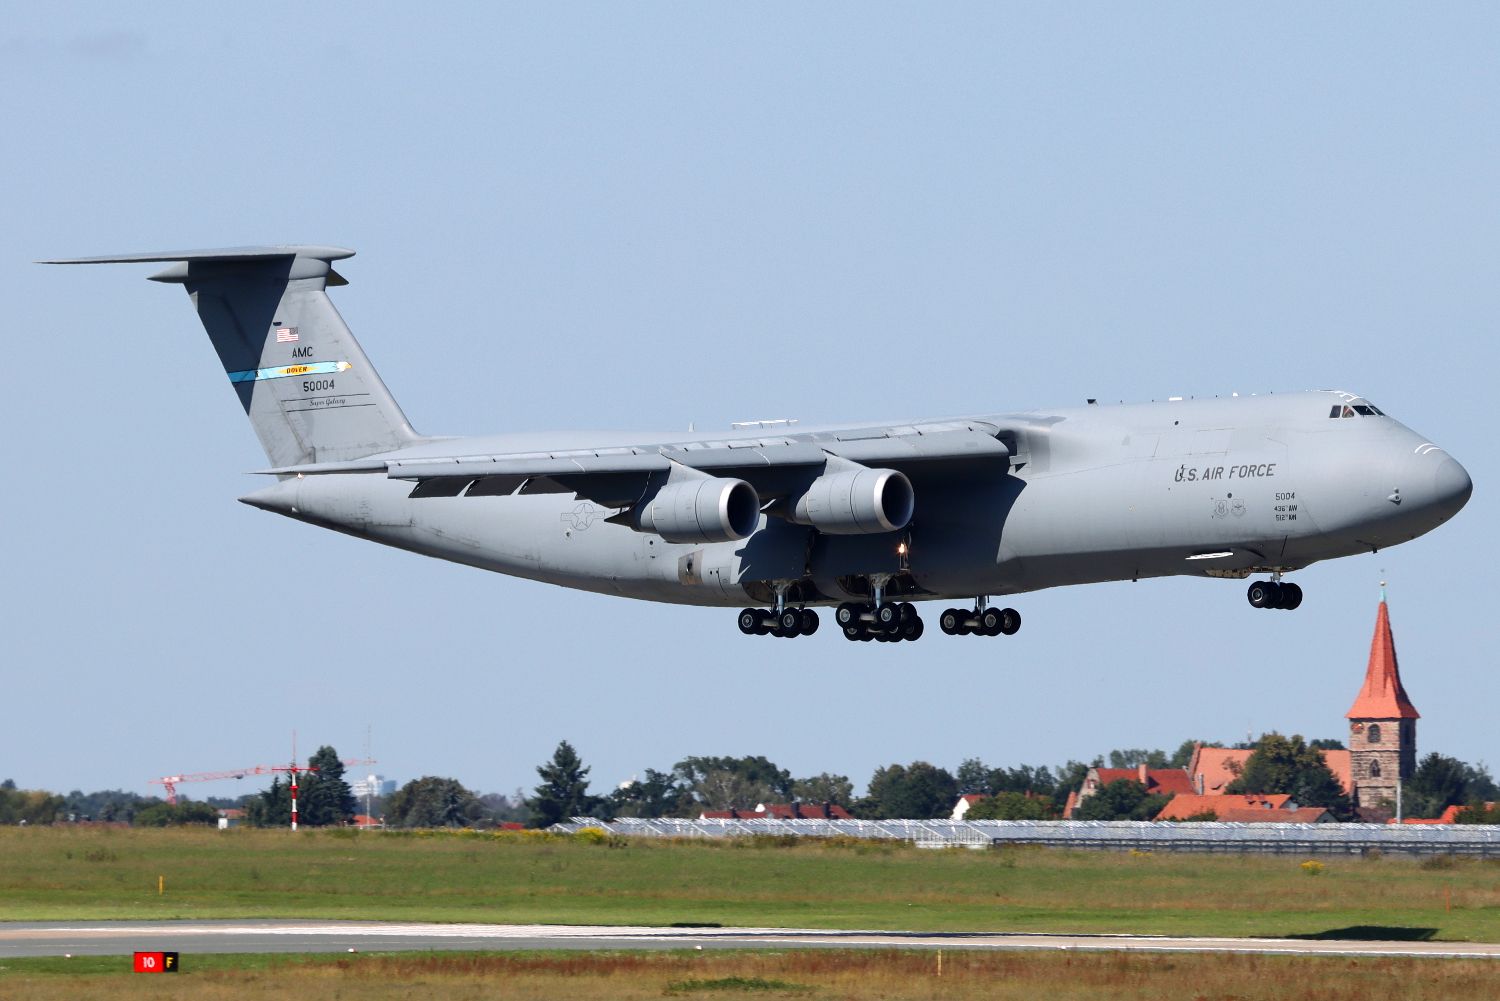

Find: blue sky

[2,4,1495,802]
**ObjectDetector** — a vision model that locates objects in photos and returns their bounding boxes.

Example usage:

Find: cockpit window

[1328,399,1385,419]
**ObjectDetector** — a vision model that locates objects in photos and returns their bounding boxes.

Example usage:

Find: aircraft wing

[264,421,1011,509]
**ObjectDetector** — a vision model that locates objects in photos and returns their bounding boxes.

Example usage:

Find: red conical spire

[1346,596,1420,720]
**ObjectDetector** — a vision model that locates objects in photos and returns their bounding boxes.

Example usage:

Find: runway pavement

[2,921,1498,960]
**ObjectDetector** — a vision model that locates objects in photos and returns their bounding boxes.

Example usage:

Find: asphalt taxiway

[1,921,1497,960]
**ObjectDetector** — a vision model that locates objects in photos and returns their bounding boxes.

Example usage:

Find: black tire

[875,603,901,631]
[939,609,960,635]
[907,618,925,642]
[843,623,864,641]
[857,630,874,642]
[1000,608,1022,635]
[738,609,763,635]
[899,602,917,624]
[778,609,803,637]
[800,609,820,635]
[835,602,863,627]
[979,609,1003,636]
[1280,583,1303,611]
[1247,581,1279,609]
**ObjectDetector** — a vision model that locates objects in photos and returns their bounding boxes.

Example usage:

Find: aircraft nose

[1430,454,1472,519]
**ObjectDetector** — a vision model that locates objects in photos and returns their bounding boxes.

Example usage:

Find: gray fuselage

[244,390,1471,608]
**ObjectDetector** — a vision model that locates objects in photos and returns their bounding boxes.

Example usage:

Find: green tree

[791,773,854,807]
[247,777,291,827]
[1073,779,1169,821]
[0,785,64,825]
[673,756,793,810]
[300,746,357,826]
[387,776,483,828]
[956,760,1058,798]
[1107,748,1169,769]
[965,791,1057,820]
[861,762,958,819]
[529,741,602,828]
[1227,733,1353,820]
[608,769,690,819]
[1454,802,1500,824]
[134,801,218,826]
[1403,754,1498,819]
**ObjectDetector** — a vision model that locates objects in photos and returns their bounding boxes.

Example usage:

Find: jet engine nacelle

[789,467,914,535]
[634,477,761,543]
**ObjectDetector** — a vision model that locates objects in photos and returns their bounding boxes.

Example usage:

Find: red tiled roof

[1155,793,1292,820]
[1346,601,1420,720]
[1091,768,1195,796]
[1189,745,1351,796]
[1189,747,1252,794]
[1320,749,1353,795]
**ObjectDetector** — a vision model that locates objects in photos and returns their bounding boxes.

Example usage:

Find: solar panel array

[549,817,1500,855]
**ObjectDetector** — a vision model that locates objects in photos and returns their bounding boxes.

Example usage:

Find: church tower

[1346,590,1419,813]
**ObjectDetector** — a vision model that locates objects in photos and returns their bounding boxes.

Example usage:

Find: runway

[1,921,1497,961]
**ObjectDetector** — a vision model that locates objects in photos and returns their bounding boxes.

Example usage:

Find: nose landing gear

[1247,580,1303,611]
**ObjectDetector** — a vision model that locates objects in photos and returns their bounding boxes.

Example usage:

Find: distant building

[350,774,396,799]
[216,808,245,830]
[1346,596,1420,815]
[1063,764,1196,818]
[1187,745,1352,798]
[1154,793,1332,823]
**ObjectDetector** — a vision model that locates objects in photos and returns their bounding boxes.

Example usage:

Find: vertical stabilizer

[42,246,420,466]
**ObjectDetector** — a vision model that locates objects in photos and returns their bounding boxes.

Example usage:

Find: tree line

[6,734,1496,828]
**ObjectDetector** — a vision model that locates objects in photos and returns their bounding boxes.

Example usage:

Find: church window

[1369,759,1382,778]
[1367,724,1382,743]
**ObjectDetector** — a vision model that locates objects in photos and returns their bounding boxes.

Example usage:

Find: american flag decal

[275,327,299,343]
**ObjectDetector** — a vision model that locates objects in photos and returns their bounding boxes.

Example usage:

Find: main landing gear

[836,601,925,642]
[738,607,821,638]
[1246,579,1303,611]
[938,603,1021,637]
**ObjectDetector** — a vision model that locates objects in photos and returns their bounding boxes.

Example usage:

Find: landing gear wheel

[738,609,764,635]
[979,609,1003,636]
[777,609,803,637]
[835,603,863,628]
[1247,581,1281,609]
[1279,583,1303,611]
[939,609,962,635]
[1000,608,1021,635]
[874,603,902,632]
[800,609,820,635]
[843,623,864,641]
[902,617,925,641]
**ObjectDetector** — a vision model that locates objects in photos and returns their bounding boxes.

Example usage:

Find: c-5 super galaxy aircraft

[46,246,1472,643]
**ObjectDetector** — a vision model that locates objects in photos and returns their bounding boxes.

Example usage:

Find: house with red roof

[1062,763,1196,818]
[1155,793,1332,823]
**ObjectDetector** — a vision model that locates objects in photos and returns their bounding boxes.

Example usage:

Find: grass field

[2,826,1498,942]
[3,949,1499,1001]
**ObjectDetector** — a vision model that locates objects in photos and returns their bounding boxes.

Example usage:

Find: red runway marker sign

[132,951,179,973]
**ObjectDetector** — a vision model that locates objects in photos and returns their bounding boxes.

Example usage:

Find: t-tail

[41,245,420,466]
